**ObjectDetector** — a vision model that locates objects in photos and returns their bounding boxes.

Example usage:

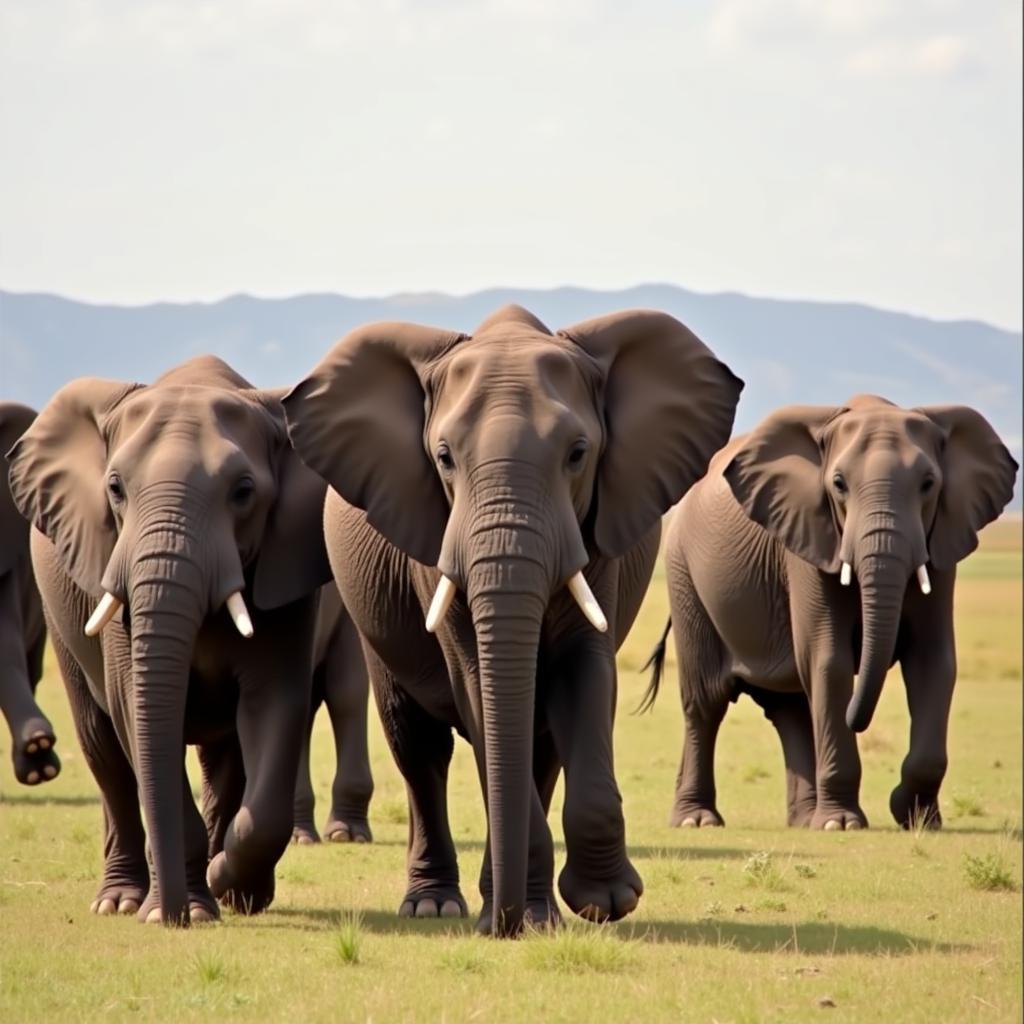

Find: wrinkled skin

[649,396,1016,831]
[292,583,374,845]
[0,403,59,786]
[8,357,330,925]
[284,305,742,935]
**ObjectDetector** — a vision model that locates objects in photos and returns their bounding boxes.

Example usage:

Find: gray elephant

[1,402,58,786]
[283,305,743,935]
[643,395,1017,831]
[292,583,374,845]
[7,356,330,925]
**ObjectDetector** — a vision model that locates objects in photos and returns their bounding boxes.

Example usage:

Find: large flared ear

[247,389,334,611]
[724,405,844,571]
[0,403,38,576]
[916,405,1018,569]
[560,310,744,558]
[6,379,142,596]
[282,322,464,567]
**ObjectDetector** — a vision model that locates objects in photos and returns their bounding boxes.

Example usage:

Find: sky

[1,0,1021,329]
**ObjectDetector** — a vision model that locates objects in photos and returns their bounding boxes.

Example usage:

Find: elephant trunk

[845,521,910,733]
[128,508,208,926]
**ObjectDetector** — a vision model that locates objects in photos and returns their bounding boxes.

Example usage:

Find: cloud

[846,34,972,77]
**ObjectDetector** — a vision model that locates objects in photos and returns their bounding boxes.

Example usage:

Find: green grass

[1,517,1021,1022]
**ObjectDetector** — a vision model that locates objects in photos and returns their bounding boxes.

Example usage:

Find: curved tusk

[84,593,122,637]
[916,564,931,595]
[226,591,254,638]
[840,562,852,587]
[567,571,608,633]
[425,575,457,634]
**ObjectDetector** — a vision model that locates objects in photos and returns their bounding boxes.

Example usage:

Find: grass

[0,516,1021,1022]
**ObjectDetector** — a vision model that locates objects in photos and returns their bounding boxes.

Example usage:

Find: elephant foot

[558,860,643,923]
[206,852,275,915]
[324,816,373,844]
[890,784,942,830]
[12,719,61,786]
[670,802,724,828]
[476,896,561,935]
[811,803,867,831]
[398,886,467,920]
[138,889,220,925]
[90,880,147,917]
[787,801,817,828]
[291,820,321,845]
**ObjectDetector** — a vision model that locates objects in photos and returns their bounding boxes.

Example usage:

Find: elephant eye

[921,475,936,494]
[231,476,256,508]
[832,472,848,495]
[436,444,455,472]
[107,473,125,503]
[567,441,588,471]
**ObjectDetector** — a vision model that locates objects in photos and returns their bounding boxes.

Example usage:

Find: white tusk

[916,565,932,595]
[84,593,122,637]
[567,571,608,633]
[840,562,852,587]
[226,591,254,638]
[425,575,457,634]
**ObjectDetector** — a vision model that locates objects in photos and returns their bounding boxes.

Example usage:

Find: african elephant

[643,395,1017,831]
[1,402,58,786]
[283,305,743,935]
[7,356,330,925]
[292,582,374,845]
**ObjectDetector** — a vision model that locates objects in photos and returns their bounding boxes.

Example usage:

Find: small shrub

[794,863,816,879]
[523,923,637,974]
[963,853,1017,893]
[700,901,723,919]
[758,897,787,912]
[742,766,771,783]
[193,953,227,985]
[743,851,787,891]
[334,910,364,965]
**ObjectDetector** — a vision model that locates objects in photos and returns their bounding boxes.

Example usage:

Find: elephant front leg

[547,649,643,923]
[806,654,867,831]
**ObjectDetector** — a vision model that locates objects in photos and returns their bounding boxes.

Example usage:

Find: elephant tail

[635,618,672,714]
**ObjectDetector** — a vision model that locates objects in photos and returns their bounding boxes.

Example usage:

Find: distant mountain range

[1,284,1020,502]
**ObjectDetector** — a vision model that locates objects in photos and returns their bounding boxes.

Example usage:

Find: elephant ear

[0,403,39,576]
[6,379,142,597]
[560,310,743,558]
[723,405,844,571]
[917,405,1018,569]
[246,389,334,611]
[282,323,464,566]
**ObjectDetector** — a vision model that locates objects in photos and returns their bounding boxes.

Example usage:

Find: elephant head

[724,395,1018,733]
[7,356,328,926]
[284,305,742,934]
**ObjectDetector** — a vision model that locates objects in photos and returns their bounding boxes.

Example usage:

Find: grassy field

[1,518,1021,1022]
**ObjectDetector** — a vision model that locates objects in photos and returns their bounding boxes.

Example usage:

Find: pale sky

[1,0,1021,329]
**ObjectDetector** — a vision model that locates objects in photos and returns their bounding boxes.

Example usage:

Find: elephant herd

[0,305,1017,937]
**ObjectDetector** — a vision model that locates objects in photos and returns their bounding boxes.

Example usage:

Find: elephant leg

[748,688,817,826]
[139,769,220,924]
[291,673,324,845]
[671,703,728,828]
[477,730,561,933]
[47,621,148,915]
[891,575,957,829]
[547,645,643,924]
[197,733,246,860]
[320,614,374,844]
[0,571,59,785]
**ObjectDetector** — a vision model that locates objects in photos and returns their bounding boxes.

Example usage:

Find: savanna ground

[1,518,1021,1023]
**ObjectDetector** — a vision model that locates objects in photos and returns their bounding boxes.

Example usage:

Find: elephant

[642,395,1017,831]
[292,582,374,845]
[7,356,331,925]
[282,304,743,936]
[1,402,59,786]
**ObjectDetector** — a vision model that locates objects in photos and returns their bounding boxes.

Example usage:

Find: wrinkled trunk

[129,519,205,926]
[846,547,908,733]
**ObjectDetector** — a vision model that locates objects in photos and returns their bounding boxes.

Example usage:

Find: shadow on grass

[0,793,100,807]
[620,918,971,956]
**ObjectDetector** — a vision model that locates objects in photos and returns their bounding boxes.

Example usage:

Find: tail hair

[634,618,672,714]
